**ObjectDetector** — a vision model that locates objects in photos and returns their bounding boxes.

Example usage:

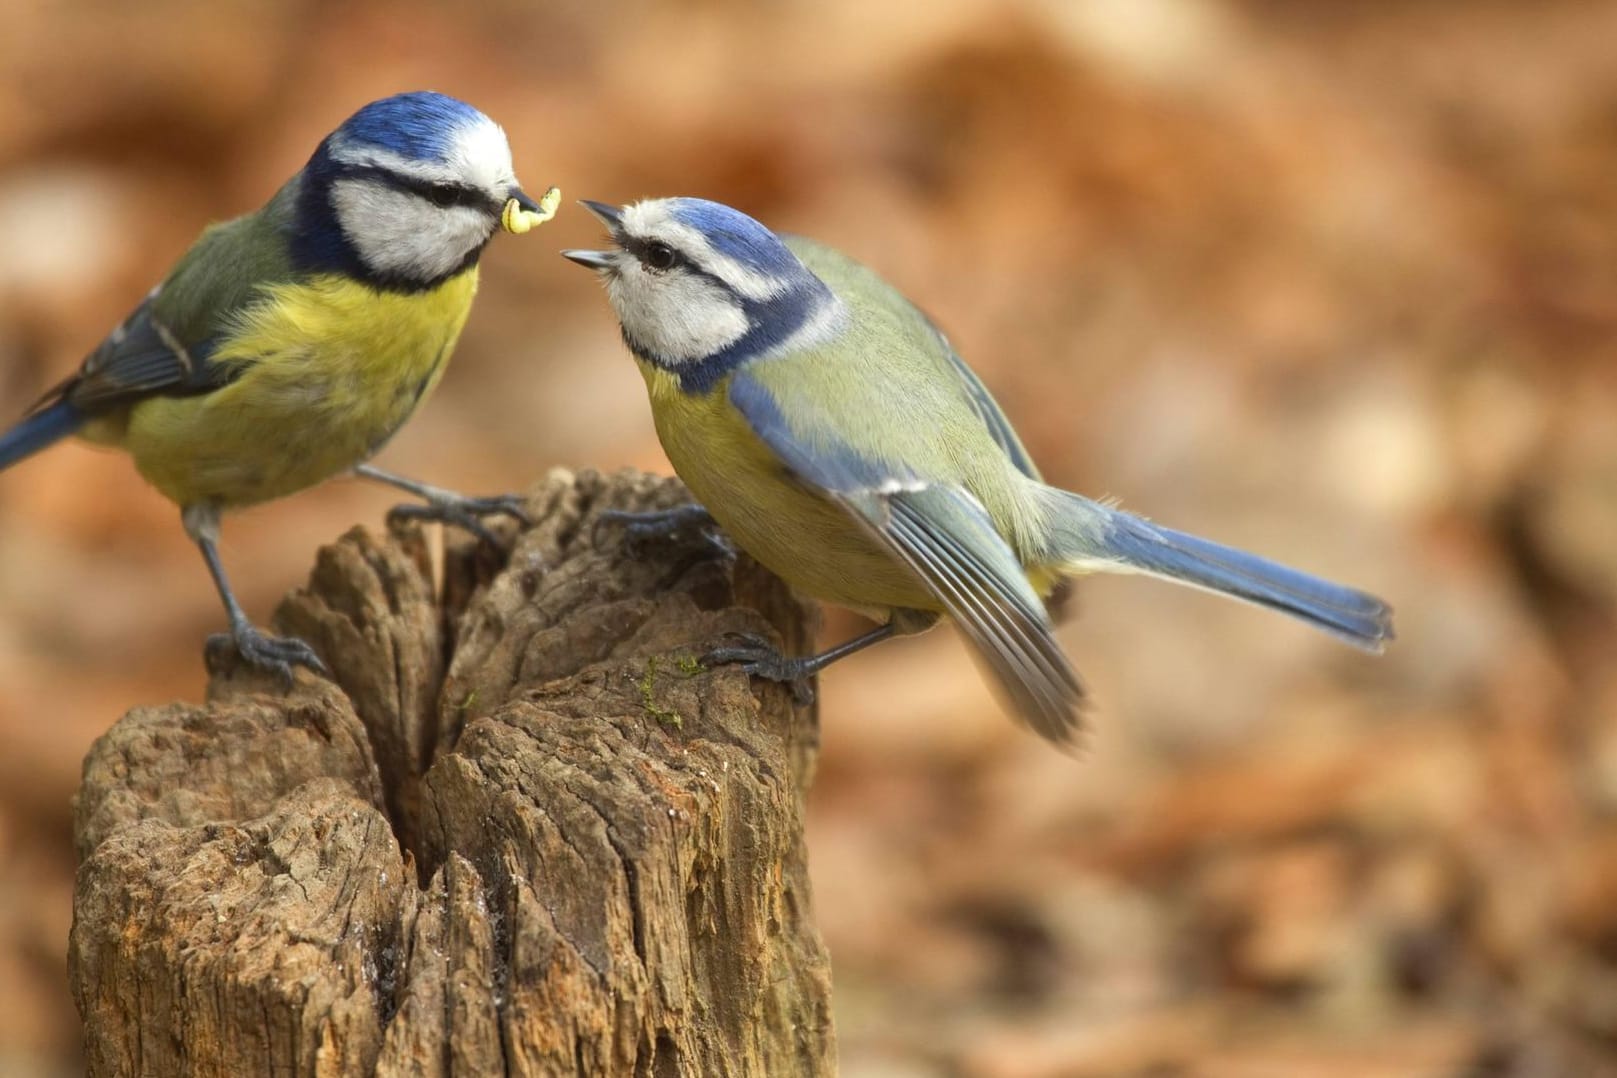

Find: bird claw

[388,492,529,547]
[207,625,327,686]
[703,631,816,706]
[594,504,729,559]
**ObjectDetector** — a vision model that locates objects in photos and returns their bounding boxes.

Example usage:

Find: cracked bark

[69,469,835,1077]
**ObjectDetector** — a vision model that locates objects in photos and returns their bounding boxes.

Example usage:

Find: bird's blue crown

[664,198,805,279]
[334,90,489,163]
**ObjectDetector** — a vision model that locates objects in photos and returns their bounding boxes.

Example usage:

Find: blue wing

[22,198,297,424]
[29,288,231,418]
[729,368,1084,743]
[1,287,235,470]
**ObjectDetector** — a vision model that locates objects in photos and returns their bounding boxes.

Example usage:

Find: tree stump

[68,469,836,1078]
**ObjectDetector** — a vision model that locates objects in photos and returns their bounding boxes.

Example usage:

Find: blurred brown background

[2,0,1615,1074]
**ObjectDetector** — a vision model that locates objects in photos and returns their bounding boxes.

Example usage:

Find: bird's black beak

[501,185,560,235]
[579,199,624,230]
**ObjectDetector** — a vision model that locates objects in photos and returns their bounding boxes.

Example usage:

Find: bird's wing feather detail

[31,290,231,416]
[29,202,296,418]
[729,368,1084,743]
[882,492,1085,741]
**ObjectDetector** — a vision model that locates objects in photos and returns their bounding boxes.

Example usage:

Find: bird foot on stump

[704,631,816,707]
[595,504,731,560]
[388,492,529,548]
[205,624,327,686]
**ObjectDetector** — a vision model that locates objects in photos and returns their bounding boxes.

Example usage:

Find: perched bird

[0,91,559,680]
[564,197,1393,744]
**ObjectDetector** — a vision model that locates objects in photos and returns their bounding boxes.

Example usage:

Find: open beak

[562,199,625,270]
[500,185,562,235]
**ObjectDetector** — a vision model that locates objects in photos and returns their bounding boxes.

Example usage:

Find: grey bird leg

[704,622,897,706]
[185,505,326,684]
[594,503,731,558]
[354,463,528,546]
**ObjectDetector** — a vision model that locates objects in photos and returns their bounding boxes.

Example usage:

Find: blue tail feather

[1044,491,1394,651]
[0,400,83,471]
[1103,512,1393,651]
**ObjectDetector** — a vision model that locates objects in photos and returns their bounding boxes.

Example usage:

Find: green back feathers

[152,178,301,350]
[762,237,1047,548]
[46,181,304,419]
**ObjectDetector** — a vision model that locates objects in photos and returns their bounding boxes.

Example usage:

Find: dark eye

[426,183,459,208]
[644,241,677,271]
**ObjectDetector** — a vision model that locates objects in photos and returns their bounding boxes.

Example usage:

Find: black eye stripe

[340,165,502,215]
[620,236,740,292]
[624,236,691,272]
[405,178,498,213]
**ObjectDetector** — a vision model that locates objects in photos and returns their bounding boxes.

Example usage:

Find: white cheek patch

[332,179,491,280]
[606,263,748,365]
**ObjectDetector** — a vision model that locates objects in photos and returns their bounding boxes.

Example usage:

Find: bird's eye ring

[426,183,459,208]
[644,242,677,271]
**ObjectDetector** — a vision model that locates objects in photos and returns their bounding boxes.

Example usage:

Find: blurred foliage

[1,0,1615,1074]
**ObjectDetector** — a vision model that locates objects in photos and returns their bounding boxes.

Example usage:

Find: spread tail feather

[1040,489,1394,651]
[0,400,83,471]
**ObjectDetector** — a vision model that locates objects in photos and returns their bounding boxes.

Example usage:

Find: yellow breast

[641,363,942,618]
[125,271,478,509]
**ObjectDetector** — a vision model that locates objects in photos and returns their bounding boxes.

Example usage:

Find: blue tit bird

[563,197,1393,745]
[0,91,560,680]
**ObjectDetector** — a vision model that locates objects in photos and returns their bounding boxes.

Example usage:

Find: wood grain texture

[70,469,834,1077]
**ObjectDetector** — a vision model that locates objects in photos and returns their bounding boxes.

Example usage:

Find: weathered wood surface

[69,469,835,1078]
